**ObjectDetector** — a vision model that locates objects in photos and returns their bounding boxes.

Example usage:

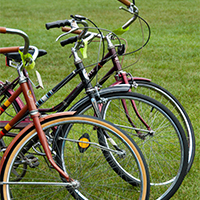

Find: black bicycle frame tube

[74,60,102,118]
[37,51,115,113]
[36,69,78,110]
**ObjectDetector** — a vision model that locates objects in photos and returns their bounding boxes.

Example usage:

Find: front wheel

[70,91,188,200]
[0,115,150,200]
[133,80,195,173]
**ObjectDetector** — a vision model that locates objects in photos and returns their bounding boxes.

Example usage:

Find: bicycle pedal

[77,133,91,153]
[25,154,40,168]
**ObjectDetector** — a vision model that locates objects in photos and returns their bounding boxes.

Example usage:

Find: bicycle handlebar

[29,46,39,61]
[0,27,30,55]
[60,36,78,47]
[46,15,89,48]
[46,1,138,48]
[62,27,82,35]
[46,20,71,30]
[118,0,132,6]
[0,27,7,34]
[0,46,20,54]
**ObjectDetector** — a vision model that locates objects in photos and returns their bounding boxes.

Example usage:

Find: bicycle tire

[0,114,150,200]
[69,91,188,200]
[133,80,195,173]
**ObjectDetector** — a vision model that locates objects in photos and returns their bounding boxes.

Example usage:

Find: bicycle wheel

[0,115,150,200]
[133,80,195,173]
[70,91,188,200]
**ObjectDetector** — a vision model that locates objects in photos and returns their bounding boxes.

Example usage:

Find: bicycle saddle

[5,49,47,62]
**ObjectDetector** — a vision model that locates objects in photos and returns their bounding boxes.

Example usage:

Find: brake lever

[56,18,79,41]
[119,4,138,15]
[56,27,79,41]
[56,18,89,42]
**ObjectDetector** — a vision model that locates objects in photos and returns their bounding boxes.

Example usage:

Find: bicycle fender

[109,77,151,87]
[0,111,75,172]
[100,84,130,93]
[69,84,130,112]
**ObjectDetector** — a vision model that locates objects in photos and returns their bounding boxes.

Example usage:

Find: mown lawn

[0,0,199,199]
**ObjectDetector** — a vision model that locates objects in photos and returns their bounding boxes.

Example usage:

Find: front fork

[0,76,76,186]
[20,79,76,184]
[114,71,152,139]
[73,55,126,153]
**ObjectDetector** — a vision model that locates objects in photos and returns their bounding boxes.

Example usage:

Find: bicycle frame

[0,37,151,137]
[1,25,140,188]
[0,0,151,137]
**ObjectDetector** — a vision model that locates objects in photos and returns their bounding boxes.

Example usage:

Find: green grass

[0,0,199,199]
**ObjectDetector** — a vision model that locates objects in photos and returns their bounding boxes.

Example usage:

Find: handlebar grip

[60,36,78,47]
[117,0,131,6]
[0,46,20,54]
[0,27,7,33]
[46,20,71,30]
[62,27,82,35]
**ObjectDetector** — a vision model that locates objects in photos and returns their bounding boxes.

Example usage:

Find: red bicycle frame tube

[0,80,26,110]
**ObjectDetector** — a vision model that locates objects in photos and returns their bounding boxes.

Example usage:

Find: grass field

[0,0,199,199]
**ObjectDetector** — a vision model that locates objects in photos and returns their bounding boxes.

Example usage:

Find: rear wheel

[134,80,195,173]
